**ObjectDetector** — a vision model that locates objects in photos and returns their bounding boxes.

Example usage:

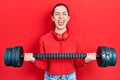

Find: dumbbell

[4,46,117,67]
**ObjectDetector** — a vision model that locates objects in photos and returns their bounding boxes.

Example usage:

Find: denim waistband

[45,71,75,76]
[44,71,76,80]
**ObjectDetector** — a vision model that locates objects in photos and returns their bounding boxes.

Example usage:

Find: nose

[59,14,63,19]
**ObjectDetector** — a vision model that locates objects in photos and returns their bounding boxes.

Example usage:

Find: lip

[58,20,65,26]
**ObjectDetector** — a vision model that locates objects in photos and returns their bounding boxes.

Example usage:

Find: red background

[0,0,120,80]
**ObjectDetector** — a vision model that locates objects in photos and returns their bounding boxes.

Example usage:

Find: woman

[24,3,96,80]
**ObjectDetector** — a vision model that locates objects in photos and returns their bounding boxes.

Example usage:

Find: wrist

[84,58,91,63]
[31,58,35,62]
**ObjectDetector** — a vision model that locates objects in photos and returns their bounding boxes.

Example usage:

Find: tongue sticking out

[58,20,64,26]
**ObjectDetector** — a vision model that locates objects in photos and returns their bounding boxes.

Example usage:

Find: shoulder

[69,32,83,42]
[40,31,53,41]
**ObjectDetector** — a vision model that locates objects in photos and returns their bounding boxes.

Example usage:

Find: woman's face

[52,5,70,30]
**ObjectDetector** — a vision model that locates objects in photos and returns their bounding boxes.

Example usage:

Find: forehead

[54,6,68,12]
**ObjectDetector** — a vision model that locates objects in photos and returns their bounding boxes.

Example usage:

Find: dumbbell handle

[21,53,100,59]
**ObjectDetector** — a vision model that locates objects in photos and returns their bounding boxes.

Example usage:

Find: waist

[47,59,75,74]
[45,71,76,77]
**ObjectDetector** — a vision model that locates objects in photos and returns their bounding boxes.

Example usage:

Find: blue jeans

[44,71,76,80]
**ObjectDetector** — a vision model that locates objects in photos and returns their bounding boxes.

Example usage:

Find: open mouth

[58,20,65,26]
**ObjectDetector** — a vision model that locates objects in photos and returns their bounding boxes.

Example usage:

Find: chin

[58,25,65,28]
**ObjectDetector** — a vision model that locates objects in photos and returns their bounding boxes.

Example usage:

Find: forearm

[33,59,48,70]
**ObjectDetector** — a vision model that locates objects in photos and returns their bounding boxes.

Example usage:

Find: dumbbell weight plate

[111,48,117,66]
[12,48,17,66]
[4,48,9,66]
[15,46,21,67]
[97,46,106,67]
[104,48,112,67]
[14,46,24,67]
[102,47,107,67]
[108,48,113,66]
[8,49,12,66]
[4,48,12,66]
[109,48,114,66]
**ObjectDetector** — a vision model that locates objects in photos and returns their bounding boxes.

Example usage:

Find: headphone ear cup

[63,32,69,40]
[56,34,62,40]
[51,30,69,41]
[51,31,62,41]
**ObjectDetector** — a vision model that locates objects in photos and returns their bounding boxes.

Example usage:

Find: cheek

[53,19,58,24]
[52,18,57,23]
[54,16,59,19]
[65,17,70,22]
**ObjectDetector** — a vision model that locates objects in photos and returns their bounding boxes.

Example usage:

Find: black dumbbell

[4,46,117,67]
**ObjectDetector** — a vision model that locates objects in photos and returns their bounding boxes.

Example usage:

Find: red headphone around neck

[51,30,69,41]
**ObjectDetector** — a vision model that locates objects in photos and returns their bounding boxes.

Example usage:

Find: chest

[44,40,78,53]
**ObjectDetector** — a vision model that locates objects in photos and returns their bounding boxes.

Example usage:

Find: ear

[51,16,54,21]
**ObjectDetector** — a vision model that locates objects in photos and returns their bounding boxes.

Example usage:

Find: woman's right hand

[24,53,35,62]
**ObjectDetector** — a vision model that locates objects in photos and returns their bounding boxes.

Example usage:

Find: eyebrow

[54,11,68,14]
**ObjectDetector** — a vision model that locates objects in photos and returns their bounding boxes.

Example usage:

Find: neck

[55,27,67,34]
